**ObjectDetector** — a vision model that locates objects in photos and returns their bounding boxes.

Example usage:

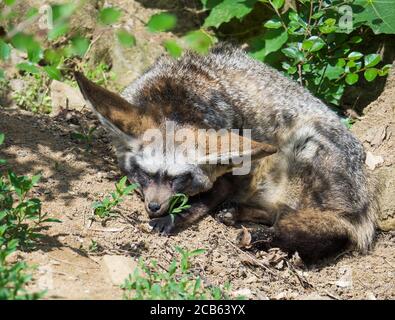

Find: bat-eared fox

[75,44,379,263]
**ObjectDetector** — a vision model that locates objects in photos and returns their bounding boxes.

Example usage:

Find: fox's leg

[149,177,234,235]
[238,208,351,263]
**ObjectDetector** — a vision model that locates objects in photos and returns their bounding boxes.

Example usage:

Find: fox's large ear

[74,72,157,140]
[198,131,276,168]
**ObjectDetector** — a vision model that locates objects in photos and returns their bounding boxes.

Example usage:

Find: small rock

[232,288,252,299]
[366,292,376,300]
[50,80,86,117]
[102,255,139,286]
[335,266,353,289]
[365,151,384,170]
[300,293,332,300]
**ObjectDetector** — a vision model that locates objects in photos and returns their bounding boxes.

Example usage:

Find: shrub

[0,133,60,299]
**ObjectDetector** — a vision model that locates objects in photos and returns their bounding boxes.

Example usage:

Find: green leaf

[44,49,62,67]
[249,28,288,61]
[203,0,258,28]
[270,0,284,10]
[99,7,122,25]
[264,18,282,29]
[378,64,392,76]
[350,36,363,44]
[319,18,337,34]
[25,7,39,19]
[52,3,76,24]
[0,133,4,145]
[116,30,136,48]
[302,36,325,52]
[324,64,345,81]
[189,249,205,256]
[4,0,16,5]
[345,73,359,85]
[43,66,62,80]
[11,33,42,62]
[163,40,182,58]
[16,63,40,74]
[71,36,90,57]
[352,0,395,34]
[348,51,363,60]
[364,53,381,68]
[0,40,11,60]
[281,46,304,62]
[147,13,177,32]
[183,30,214,54]
[364,68,378,82]
[48,22,69,41]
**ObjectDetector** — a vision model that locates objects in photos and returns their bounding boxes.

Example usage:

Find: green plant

[200,0,393,107]
[83,62,115,87]
[12,73,52,114]
[168,193,191,218]
[71,125,97,148]
[88,239,102,253]
[122,247,236,300]
[92,176,138,219]
[0,133,60,299]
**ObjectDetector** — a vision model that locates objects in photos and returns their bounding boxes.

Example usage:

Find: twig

[285,260,313,289]
[323,290,341,300]
[219,229,277,276]
[84,31,105,59]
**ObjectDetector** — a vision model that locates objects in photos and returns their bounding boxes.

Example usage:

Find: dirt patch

[351,62,395,231]
[1,104,394,300]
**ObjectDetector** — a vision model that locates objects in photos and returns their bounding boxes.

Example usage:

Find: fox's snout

[143,184,172,218]
[145,200,169,218]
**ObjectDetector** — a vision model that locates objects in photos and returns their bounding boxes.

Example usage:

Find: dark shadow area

[135,0,206,35]
[341,33,395,113]
[0,107,119,204]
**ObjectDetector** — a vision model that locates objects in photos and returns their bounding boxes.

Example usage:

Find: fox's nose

[148,202,161,213]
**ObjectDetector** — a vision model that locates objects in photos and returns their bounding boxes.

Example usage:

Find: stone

[102,255,139,286]
[50,80,86,116]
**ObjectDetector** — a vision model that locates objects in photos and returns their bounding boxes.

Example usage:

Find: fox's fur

[75,44,379,263]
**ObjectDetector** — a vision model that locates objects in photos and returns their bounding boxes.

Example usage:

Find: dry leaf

[237,226,252,249]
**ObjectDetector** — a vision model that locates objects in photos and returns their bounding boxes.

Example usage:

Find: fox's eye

[136,170,150,187]
[171,174,191,190]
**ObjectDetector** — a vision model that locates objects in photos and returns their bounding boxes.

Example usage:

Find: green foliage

[183,30,215,54]
[0,133,60,299]
[83,62,115,87]
[147,13,177,33]
[12,73,52,114]
[168,193,191,215]
[92,176,138,219]
[351,0,395,34]
[163,39,183,58]
[71,125,97,148]
[201,0,394,106]
[203,0,258,28]
[99,7,122,25]
[122,247,235,300]
[117,29,136,48]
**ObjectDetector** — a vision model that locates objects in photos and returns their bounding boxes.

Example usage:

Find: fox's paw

[149,215,176,236]
[215,208,237,226]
